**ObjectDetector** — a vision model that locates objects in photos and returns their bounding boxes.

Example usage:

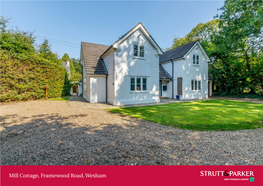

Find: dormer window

[134,44,138,56]
[193,55,195,64]
[140,46,144,57]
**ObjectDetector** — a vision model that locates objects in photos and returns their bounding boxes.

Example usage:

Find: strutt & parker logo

[200,170,255,182]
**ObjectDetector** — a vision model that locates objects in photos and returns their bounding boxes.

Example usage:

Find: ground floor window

[191,80,201,90]
[130,77,147,91]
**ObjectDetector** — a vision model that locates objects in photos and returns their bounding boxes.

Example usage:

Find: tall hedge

[0,51,69,102]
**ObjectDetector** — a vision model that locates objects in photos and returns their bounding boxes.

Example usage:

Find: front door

[177,77,182,95]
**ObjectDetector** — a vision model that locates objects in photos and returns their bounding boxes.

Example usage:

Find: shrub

[0,51,68,102]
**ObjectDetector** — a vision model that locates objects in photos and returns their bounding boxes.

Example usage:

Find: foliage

[0,16,71,102]
[0,51,66,102]
[210,0,263,96]
[71,57,82,75]
[38,39,60,65]
[62,53,75,78]
[109,100,263,131]
[169,19,219,56]
[61,68,72,96]
[168,0,263,96]
[50,96,69,101]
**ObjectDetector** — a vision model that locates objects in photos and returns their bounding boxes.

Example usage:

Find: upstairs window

[134,44,138,56]
[140,46,144,57]
[196,55,199,64]
[193,55,195,64]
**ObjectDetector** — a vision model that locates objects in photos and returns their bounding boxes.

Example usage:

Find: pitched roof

[100,22,163,58]
[159,40,198,63]
[159,65,172,80]
[81,42,109,75]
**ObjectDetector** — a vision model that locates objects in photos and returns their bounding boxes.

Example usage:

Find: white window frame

[139,45,144,57]
[130,76,147,92]
[133,43,145,58]
[191,80,201,91]
[196,55,199,64]
[130,77,135,91]
[133,44,138,57]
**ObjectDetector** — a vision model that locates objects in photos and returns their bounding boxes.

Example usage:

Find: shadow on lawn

[108,100,263,131]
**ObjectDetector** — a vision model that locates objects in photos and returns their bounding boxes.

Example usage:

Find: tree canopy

[169,0,263,96]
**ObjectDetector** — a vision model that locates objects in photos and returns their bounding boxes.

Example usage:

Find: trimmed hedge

[0,51,70,102]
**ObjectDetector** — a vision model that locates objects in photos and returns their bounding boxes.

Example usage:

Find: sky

[1,1,224,59]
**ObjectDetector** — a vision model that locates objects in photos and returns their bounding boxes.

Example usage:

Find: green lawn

[50,96,69,101]
[109,100,263,131]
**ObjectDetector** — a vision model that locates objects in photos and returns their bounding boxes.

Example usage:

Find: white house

[159,40,213,100]
[80,23,162,105]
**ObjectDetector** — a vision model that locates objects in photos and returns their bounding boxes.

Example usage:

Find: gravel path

[1,100,262,165]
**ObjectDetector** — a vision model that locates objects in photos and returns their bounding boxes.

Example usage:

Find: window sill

[133,57,145,60]
[130,91,148,94]
[193,64,200,67]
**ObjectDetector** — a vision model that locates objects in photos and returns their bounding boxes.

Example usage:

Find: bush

[0,51,68,102]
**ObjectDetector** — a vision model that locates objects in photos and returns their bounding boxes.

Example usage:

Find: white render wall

[112,29,160,105]
[78,82,82,96]
[180,44,208,100]
[90,76,106,103]
[103,52,115,104]
[161,80,172,98]
[161,43,208,100]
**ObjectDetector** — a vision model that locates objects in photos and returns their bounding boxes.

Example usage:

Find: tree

[170,19,219,56]
[71,58,82,75]
[210,0,263,95]
[38,39,60,64]
[62,53,76,80]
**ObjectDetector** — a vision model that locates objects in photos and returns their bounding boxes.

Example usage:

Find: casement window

[140,46,144,57]
[142,77,147,91]
[196,55,199,64]
[191,80,201,90]
[134,44,144,58]
[130,77,147,91]
[136,77,141,91]
[130,77,135,91]
[193,55,195,64]
[134,44,138,56]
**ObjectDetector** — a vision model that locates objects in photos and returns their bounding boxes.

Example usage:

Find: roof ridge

[166,40,199,54]
[81,41,110,47]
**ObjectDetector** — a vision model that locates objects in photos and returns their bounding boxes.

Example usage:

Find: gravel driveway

[1,100,262,165]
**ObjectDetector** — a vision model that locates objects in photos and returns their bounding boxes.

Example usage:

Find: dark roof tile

[81,42,109,75]
[159,40,198,63]
[159,65,172,79]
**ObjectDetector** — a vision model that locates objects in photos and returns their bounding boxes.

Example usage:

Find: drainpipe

[171,60,174,99]
[106,75,108,103]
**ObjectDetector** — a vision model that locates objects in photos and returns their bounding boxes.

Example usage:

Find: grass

[109,100,263,131]
[49,96,69,101]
